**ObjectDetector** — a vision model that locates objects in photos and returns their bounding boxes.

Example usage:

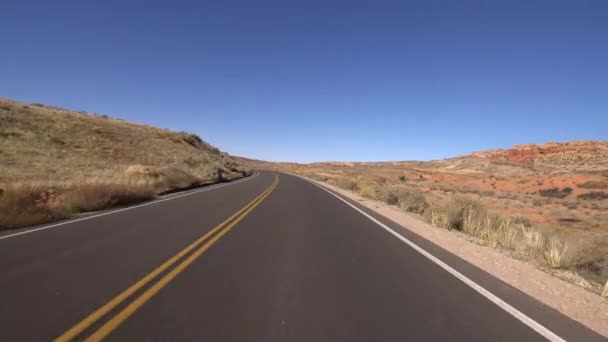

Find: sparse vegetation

[538,187,572,198]
[543,239,570,269]
[578,191,608,201]
[241,140,608,294]
[289,172,607,290]
[0,98,250,229]
[335,178,357,191]
[578,180,608,189]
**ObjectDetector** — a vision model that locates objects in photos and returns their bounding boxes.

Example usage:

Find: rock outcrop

[471,141,608,163]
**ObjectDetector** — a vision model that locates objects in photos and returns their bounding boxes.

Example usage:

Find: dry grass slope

[0,98,250,229]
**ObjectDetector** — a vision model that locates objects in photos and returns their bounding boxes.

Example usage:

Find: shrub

[534,199,549,207]
[357,182,378,199]
[377,188,399,205]
[538,187,572,198]
[397,189,429,214]
[543,239,570,269]
[179,132,204,147]
[335,178,357,191]
[307,173,328,182]
[578,181,608,189]
[398,175,406,182]
[578,191,608,200]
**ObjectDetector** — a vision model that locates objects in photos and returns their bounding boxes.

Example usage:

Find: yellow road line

[56,176,279,342]
[85,177,278,341]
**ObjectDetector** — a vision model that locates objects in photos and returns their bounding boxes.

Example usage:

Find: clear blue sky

[1,1,607,162]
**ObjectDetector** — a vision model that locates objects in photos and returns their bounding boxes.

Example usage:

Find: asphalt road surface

[0,171,604,341]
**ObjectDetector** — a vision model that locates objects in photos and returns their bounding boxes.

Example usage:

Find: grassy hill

[0,98,249,229]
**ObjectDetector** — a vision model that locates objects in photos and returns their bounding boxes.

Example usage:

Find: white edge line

[294,174,566,342]
[0,172,260,241]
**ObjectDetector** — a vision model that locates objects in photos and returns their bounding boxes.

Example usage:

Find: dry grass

[0,98,250,229]
[543,239,570,269]
[0,180,157,228]
[603,281,608,298]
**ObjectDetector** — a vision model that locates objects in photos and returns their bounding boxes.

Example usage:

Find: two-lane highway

[0,171,604,341]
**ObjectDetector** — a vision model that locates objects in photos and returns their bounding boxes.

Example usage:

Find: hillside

[468,141,608,172]
[0,98,249,229]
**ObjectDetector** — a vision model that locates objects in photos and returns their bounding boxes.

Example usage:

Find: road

[0,171,604,341]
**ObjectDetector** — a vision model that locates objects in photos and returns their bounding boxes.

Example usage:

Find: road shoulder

[302,175,608,338]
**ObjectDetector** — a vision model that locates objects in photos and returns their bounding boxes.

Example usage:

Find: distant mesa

[469,141,608,164]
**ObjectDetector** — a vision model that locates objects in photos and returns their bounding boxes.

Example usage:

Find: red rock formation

[470,141,608,163]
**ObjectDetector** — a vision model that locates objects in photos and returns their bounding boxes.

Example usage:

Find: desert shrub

[357,182,378,199]
[397,189,428,214]
[307,173,328,182]
[398,175,406,182]
[578,191,608,200]
[418,195,576,269]
[335,178,357,191]
[578,181,608,189]
[538,187,572,198]
[543,239,570,269]
[377,187,399,205]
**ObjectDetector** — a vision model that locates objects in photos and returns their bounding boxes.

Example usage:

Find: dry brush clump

[416,195,572,269]
[578,180,608,189]
[578,191,608,201]
[538,187,573,199]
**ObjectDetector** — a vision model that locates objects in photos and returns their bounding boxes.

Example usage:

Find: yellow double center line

[56,175,279,342]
